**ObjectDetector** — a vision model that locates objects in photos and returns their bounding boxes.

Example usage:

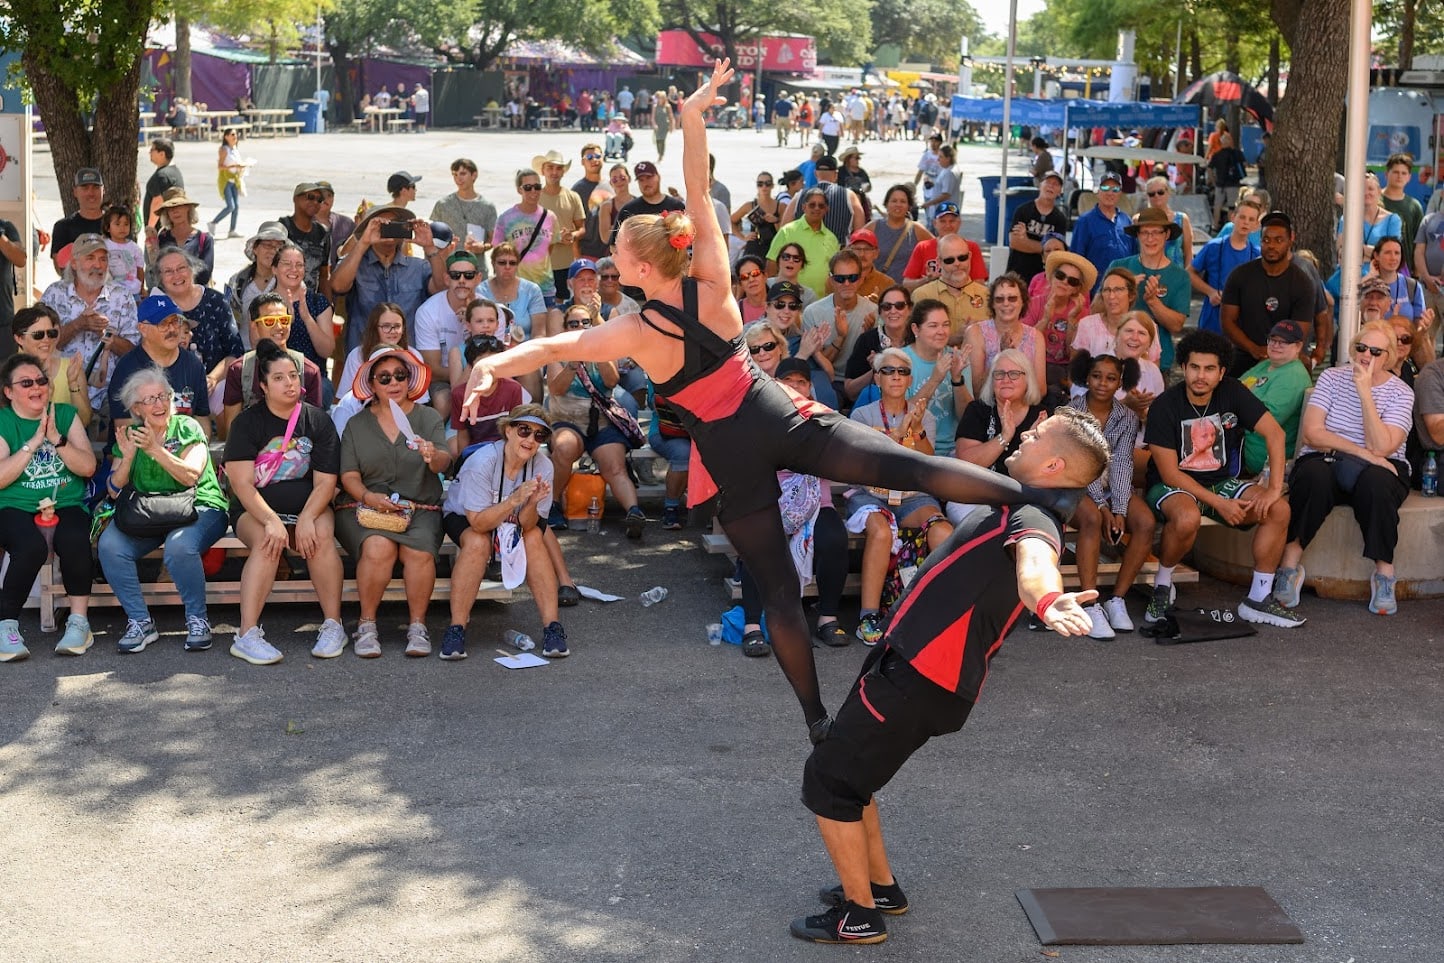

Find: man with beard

[41,234,138,409]
[1220,210,1319,377]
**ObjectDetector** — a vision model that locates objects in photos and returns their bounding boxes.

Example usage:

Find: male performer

[792,407,1109,945]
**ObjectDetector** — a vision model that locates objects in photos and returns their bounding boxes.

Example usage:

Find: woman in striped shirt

[1067,351,1154,639]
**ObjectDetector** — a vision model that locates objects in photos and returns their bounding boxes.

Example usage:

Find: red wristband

[1035,592,1061,620]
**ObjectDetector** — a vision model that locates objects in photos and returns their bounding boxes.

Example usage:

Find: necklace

[1188,395,1212,419]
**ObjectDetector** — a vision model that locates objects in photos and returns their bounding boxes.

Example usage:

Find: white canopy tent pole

[994,0,1019,268]
[1337,0,1372,350]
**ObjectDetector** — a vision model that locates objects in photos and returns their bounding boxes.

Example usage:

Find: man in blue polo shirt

[1071,171,1136,294]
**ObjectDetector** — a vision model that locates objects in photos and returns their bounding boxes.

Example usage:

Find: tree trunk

[1267,34,1280,104]
[1188,27,1203,83]
[1271,0,1349,275]
[1401,0,1416,70]
[1225,33,1241,75]
[329,41,357,123]
[175,15,193,101]
[268,20,280,63]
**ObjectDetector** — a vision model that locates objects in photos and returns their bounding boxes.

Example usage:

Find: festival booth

[654,30,817,108]
[1177,71,1275,162]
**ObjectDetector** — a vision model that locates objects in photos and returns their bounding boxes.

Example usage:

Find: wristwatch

[20,442,31,453]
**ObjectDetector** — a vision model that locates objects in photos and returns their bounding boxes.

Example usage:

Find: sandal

[557,584,581,607]
[741,629,771,658]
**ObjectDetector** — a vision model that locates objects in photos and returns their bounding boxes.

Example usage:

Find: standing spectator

[785,155,864,247]
[430,158,497,279]
[316,182,355,270]
[142,139,184,232]
[102,203,144,301]
[918,145,960,231]
[772,90,794,147]
[1206,133,1247,231]
[1028,136,1054,187]
[817,100,844,157]
[494,169,562,323]
[533,150,586,304]
[151,190,215,287]
[1275,320,1415,615]
[913,133,943,204]
[1070,171,1135,294]
[52,169,107,273]
[1142,176,1194,269]
[1336,172,1402,263]
[651,92,675,161]
[279,183,332,295]
[1381,152,1424,250]
[571,145,613,261]
[0,353,97,662]
[1221,211,1321,376]
[410,82,429,132]
[1007,171,1068,282]
[1189,196,1263,334]
[865,184,933,285]
[0,209,25,358]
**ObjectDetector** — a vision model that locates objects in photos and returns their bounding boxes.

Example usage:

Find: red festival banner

[655,30,817,74]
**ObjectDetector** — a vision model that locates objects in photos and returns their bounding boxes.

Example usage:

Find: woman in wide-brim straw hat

[461,59,1070,742]
[336,345,451,659]
[152,187,215,286]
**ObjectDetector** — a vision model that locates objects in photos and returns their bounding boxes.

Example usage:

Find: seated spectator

[223,339,345,664]
[596,257,640,319]
[1025,250,1095,399]
[448,299,514,388]
[152,247,243,405]
[414,251,483,420]
[338,302,414,399]
[647,383,691,531]
[736,359,850,655]
[270,242,336,403]
[1073,267,1161,365]
[735,254,770,323]
[745,318,791,380]
[908,233,988,344]
[769,241,818,306]
[954,347,1048,481]
[1066,351,1154,639]
[150,189,214,287]
[478,243,547,399]
[222,294,324,433]
[963,273,1045,399]
[1238,320,1314,475]
[843,284,912,403]
[336,346,451,658]
[544,303,646,537]
[1412,354,1444,483]
[844,348,952,644]
[1022,231,1068,294]
[1108,206,1192,370]
[442,404,572,660]
[803,249,879,402]
[762,286,834,407]
[1275,320,1415,616]
[12,305,91,426]
[111,294,212,435]
[902,299,970,456]
[0,353,97,662]
[450,335,528,458]
[1143,331,1299,629]
[100,366,230,654]
[1387,308,1436,391]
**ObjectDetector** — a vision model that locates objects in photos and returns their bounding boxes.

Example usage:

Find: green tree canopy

[870,0,984,68]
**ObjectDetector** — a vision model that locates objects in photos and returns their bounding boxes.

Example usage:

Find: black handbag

[113,485,198,538]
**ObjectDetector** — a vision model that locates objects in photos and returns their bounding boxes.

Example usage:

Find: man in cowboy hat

[224,221,288,342]
[51,168,107,273]
[331,203,450,354]
[533,149,586,301]
[1109,204,1191,370]
[1070,170,1136,296]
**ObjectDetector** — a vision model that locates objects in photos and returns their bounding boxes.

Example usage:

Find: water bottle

[503,629,535,651]
[586,496,601,534]
[1423,452,1438,497]
[1257,463,1271,488]
[639,586,668,607]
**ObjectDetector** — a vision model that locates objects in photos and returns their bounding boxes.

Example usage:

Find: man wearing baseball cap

[901,202,987,290]
[1237,319,1313,475]
[387,171,421,205]
[606,160,685,249]
[1007,169,1069,281]
[280,182,332,295]
[1070,170,1136,294]
[51,168,107,274]
[108,293,212,436]
[845,230,890,300]
[786,155,863,247]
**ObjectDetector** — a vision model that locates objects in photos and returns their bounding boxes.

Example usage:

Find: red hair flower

[669,233,694,249]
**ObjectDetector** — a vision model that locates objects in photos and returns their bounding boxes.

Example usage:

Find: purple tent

[144,49,252,114]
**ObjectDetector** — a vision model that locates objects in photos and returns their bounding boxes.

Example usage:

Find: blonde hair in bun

[619,210,694,278]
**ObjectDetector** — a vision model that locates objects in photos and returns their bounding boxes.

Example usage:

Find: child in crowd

[103,204,145,297]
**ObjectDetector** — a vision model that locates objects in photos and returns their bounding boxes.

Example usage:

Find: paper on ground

[495,652,549,669]
[576,585,624,602]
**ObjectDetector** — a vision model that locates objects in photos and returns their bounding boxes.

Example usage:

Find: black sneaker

[541,621,569,658]
[819,879,909,915]
[812,621,851,648]
[789,901,887,944]
[661,505,683,530]
[439,624,467,661]
[1143,584,1173,624]
[624,506,646,539]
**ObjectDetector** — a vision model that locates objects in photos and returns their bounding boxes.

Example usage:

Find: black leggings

[740,507,847,623]
[0,506,93,619]
[1286,453,1409,563]
[715,411,1051,725]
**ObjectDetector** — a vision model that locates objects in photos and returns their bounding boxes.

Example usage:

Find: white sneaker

[0,618,29,662]
[1103,596,1134,632]
[1082,603,1115,640]
[404,622,431,657]
[354,621,381,658]
[312,619,348,659]
[230,626,284,665]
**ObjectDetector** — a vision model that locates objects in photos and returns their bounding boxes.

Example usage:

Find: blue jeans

[212,181,240,233]
[97,507,228,623]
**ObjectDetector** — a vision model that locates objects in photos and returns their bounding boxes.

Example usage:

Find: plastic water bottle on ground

[1423,452,1438,497]
[587,497,602,534]
[503,629,535,651]
[639,586,668,607]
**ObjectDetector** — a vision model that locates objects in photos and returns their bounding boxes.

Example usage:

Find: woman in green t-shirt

[0,353,97,662]
[98,366,229,655]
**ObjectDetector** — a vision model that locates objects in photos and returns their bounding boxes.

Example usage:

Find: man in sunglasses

[1143,330,1301,631]
[844,230,891,301]
[279,182,332,297]
[901,202,987,289]
[414,252,483,419]
[571,144,613,261]
[910,234,989,343]
[803,250,877,399]
[768,188,840,294]
[1070,171,1136,295]
[784,155,863,247]
[222,293,325,432]
[109,294,212,438]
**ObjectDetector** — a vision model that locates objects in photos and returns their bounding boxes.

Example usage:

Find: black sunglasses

[1353,343,1386,357]
[512,424,551,442]
[373,370,409,385]
[583,152,603,160]
[25,328,60,340]
[564,319,592,330]
[880,300,909,310]
[1053,268,1083,288]
[520,184,543,192]
[1146,190,1167,197]
[940,255,969,265]
[749,341,779,354]
[599,273,620,280]
[9,375,50,389]
[877,365,912,376]
[448,270,478,280]
[831,272,861,284]
[770,300,802,310]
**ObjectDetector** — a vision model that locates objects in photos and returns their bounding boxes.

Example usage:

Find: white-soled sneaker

[1082,603,1116,640]
[312,619,348,658]
[1103,596,1134,632]
[230,626,284,666]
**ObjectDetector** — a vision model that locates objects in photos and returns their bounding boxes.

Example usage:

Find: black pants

[740,506,847,623]
[821,133,839,156]
[552,268,571,305]
[1286,453,1409,564]
[0,506,93,619]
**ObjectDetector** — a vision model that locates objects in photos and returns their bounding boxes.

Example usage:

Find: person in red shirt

[791,407,1109,946]
[900,202,987,289]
